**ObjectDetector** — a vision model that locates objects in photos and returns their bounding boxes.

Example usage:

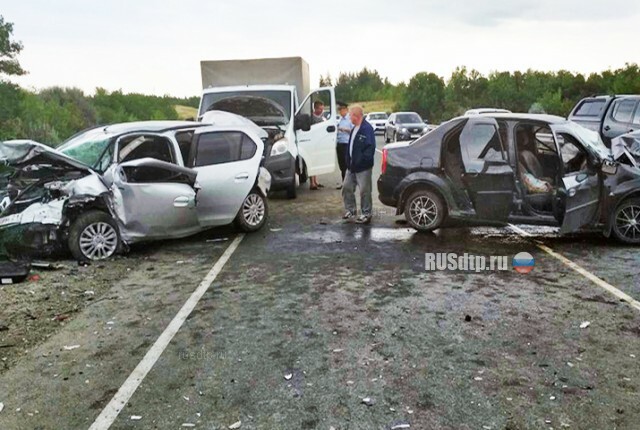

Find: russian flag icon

[513,252,535,274]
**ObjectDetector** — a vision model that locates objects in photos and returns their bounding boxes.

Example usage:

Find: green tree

[400,72,445,122]
[0,15,25,77]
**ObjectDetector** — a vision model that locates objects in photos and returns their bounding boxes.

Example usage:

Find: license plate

[410,135,421,139]
[0,214,21,226]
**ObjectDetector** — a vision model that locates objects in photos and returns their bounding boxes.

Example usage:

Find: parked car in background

[378,113,640,244]
[0,119,271,261]
[568,95,640,146]
[365,112,388,134]
[465,108,512,115]
[384,112,429,143]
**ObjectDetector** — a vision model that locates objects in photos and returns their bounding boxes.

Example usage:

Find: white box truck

[198,57,337,198]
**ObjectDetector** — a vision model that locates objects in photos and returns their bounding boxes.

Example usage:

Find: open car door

[295,87,337,176]
[111,157,200,241]
[187,128,264,227]
[459,117,515,221]
[553,130,602,233]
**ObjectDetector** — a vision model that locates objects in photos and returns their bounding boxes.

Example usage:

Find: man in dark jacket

[342,105,376,224]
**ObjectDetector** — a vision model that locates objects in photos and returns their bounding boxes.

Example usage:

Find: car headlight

[401,128,408,134]
[270,138,289,156]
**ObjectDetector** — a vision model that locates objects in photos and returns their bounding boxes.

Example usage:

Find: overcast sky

[3,0,638,97]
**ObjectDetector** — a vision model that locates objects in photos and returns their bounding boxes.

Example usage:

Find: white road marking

[509,224,640,312]
[89,235,245,430]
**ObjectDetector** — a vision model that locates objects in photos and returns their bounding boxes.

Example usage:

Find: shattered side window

[460,124,506,172]
[118,136,175,164]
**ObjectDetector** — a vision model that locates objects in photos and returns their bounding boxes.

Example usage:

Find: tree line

[322,64,640,123]
[2,14,640,145]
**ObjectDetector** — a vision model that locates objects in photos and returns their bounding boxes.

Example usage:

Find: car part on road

[68,210,120,261]
[404,189,445,231]
[0,260,31,284]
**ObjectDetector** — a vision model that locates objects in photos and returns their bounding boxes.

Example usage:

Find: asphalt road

[1,136,639,430]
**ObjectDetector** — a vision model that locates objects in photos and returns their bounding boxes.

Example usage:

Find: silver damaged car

[0,119,271,261]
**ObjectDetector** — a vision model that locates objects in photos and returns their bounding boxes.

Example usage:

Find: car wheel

[384,131,390,144]
[68,210,120,261]
[235,190,269,232]
[611,197,640,244]
[286,173,298,199]
[404,189,445,232]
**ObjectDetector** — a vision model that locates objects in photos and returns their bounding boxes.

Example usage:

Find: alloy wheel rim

[243,194,265,227]
[409,196,438,227]
[616,204,640,241]
[79,222,118,260]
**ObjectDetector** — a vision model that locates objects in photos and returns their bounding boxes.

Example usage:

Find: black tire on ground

[286,173,298,199]
[611,197,640,244]
[68,210,120,261]
[234,190,269,232]
[404,189,446,232]
[298,161,308,184]
[384,131,390,144]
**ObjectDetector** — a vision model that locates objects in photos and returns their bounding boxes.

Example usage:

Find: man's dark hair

[313,100,325,109]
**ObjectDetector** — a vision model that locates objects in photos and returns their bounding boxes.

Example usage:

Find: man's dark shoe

[342,211,355,220]
[355,215,372,224]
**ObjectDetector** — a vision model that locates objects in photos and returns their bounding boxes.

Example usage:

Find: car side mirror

[294,113,311,132]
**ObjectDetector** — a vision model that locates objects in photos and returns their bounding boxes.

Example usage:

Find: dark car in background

[568,95,640,146]
[384,112,428,143]
[378,113,640,244]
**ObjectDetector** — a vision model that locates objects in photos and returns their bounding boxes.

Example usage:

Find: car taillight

[381,148,388,174]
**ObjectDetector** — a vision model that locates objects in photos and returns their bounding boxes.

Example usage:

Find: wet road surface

[1,137,639,430]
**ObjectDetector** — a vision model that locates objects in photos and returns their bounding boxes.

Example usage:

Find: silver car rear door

[187,127,264,227]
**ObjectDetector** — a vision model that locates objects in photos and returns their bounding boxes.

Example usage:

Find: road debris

[229,420,242,429]
[362,397,375,406]
[391,424,411,430]
[284,373,293,380]
[579,321,591,329]
[130,415,142,421]
[0,402,4,414]
[269,228,282,232]
[63,345,80,351]
[182,424,196,428]
[206,238,229,243]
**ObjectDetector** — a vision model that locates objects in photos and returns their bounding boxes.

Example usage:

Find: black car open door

[459,117,515,221]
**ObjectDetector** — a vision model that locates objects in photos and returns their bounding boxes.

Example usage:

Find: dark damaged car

[378,113,640,244]
[0,120,271,261]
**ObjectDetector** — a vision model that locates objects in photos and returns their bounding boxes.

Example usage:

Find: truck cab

[568,95,640,147]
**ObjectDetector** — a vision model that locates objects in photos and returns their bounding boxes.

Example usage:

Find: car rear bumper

[264,152,295,191]
[377,175,398,207]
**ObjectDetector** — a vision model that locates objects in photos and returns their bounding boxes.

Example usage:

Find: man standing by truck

[336,101,353,188]
[309,100,326,190]
[342,105,376,224]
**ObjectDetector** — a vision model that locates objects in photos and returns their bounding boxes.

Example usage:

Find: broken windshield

[200,91,292,126]
[58,128,112,170]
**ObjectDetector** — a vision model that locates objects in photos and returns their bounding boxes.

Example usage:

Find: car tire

[68,210,120,261]
[286,173,298,199]
[611,197,640,244]
[404,189,446,232]
[384,131,390,144]
[234,190,269,232]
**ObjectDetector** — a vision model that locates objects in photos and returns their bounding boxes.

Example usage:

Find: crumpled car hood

[1,140,92,172]
[611,131,640,164]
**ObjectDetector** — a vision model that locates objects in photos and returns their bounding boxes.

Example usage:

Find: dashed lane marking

[509,224,640,312]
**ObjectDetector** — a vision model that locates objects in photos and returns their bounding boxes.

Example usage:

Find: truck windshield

[201,91,292,126]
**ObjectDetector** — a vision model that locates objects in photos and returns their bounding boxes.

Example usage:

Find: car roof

[477,113,568,123]
[101,121,203,134]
